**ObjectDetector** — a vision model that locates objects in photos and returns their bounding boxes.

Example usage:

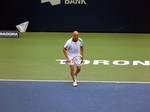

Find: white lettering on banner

[0,33,18,36]
[65,0,86,4]
[41,0,87,6]
[93,60,109,65]
[56,59,66,64]
[113,60,130,65]
[0,31,19,38]
[133,61,150,66]
[56,59,90,65]
[83,60,90,64]
[56,59,150,66]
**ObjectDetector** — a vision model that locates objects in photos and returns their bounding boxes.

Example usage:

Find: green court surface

[0,32,150,82]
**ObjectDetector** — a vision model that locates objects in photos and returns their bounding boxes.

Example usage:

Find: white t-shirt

[64,37,83,60]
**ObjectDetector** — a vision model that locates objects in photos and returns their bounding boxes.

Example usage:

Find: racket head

[73,56,82,66]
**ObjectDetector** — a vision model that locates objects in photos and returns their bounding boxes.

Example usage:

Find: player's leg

[74,66,81,84]
[75,66,81,76]
[69,65,75,81]
[69,65,77,87]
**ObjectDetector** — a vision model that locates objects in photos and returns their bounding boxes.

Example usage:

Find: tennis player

[63,31,84,87]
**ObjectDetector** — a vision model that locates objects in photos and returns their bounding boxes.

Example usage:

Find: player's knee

[70,68,74,72]
[77,67,81,71]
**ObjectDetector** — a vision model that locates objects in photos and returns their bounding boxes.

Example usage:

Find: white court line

[0,79,150,84]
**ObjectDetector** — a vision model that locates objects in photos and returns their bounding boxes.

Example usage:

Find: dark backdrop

[0,0,150,32]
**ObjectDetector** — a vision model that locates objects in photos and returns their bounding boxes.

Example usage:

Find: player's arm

[63,48,70,62]
[80,46,84,61]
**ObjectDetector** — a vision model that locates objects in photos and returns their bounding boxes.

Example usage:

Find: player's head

[72,31,79,42]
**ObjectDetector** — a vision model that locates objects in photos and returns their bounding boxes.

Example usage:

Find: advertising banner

[0,0,149,32]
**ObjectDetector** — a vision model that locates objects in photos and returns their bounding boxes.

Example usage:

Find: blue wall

[0,0,150,32]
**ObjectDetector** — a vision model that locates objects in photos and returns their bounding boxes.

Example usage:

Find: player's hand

[81,56,84,63]
[66,58,70,62]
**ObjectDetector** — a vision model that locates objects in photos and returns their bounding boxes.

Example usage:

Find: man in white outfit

[63,31,84,87]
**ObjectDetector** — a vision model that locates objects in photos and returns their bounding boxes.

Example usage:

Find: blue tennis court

[0,80,150,112]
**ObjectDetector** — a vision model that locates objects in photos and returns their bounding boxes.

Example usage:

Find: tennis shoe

[73,82,78,87]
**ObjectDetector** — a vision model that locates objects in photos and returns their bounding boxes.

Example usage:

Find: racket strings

[74,56,82,66]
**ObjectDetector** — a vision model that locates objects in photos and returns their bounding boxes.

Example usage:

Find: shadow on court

[0,81,150,112]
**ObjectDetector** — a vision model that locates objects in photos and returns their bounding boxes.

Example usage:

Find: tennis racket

[72,55,82,66]
[64,55,83,66]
